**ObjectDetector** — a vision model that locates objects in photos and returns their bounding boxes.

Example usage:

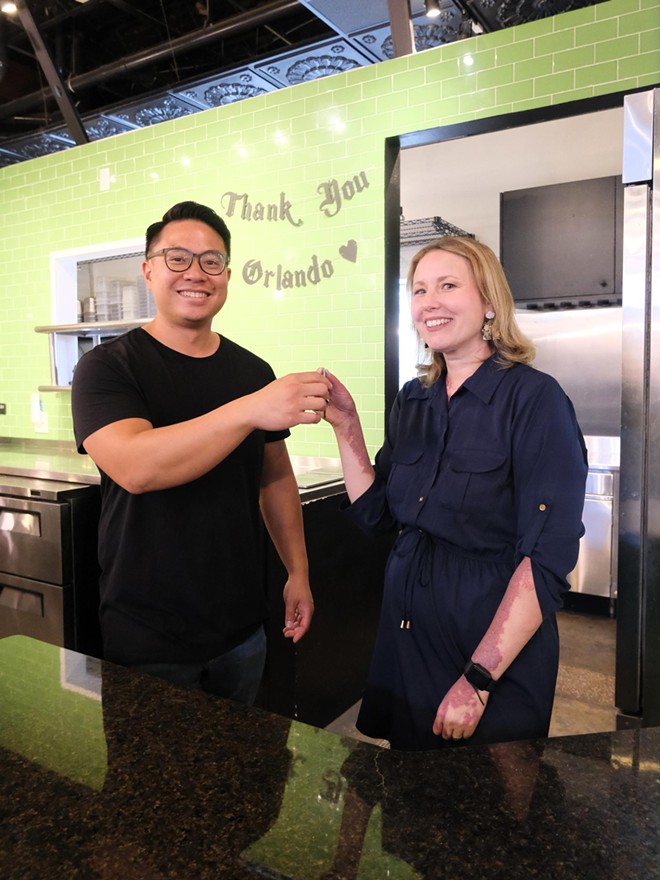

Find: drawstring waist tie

[392,526,514,629]
[393,527,435,630]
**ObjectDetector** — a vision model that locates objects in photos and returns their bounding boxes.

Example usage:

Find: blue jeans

[132,625,267,705]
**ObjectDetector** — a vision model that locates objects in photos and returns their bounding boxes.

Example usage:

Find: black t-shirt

[71,328,288,664]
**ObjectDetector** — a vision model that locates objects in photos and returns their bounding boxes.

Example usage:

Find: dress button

[539,503,547,511]
[418,496,424,503]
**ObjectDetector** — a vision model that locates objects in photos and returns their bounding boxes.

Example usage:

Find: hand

[250,372,332,431]
[282,576,315,643]
[317,368,358,429]
[432,675,489,741]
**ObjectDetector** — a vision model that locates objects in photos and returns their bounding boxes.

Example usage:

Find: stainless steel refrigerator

[515,307,621,607]
[616,88,660,729]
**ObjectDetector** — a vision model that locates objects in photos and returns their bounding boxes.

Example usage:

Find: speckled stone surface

[1,635,658,880]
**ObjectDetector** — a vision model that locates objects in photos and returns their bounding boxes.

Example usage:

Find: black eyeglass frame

[147,247,229,275]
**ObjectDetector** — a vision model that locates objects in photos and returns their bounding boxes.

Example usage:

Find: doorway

[395,104,623,387]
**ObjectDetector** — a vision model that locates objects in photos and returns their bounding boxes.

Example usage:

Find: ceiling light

[1,3,18,14]
[425,0,442,18]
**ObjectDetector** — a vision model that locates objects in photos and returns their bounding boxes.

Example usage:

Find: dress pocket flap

[449,449,507,474]
[391,442,424,464]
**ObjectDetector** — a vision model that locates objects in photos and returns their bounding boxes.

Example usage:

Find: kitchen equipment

[0,475,102,657]
[514,306,622,439]
[295,468,344,500]
[567,456,619,602]
[501,175,623,308]
[82,296,97,322]
[615,87,660,729]
[257,487,393,728]
[513,305,623,604]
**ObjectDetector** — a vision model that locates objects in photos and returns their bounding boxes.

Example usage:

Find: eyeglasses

[147,247,228,275]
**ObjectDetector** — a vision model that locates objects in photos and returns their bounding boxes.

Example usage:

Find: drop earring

[482,309,496,341]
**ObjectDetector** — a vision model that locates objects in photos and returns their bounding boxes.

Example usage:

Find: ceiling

[0,0,607,167]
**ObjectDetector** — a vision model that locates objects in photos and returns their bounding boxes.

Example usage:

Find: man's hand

[282,575,315,643]
[250,372,332,431]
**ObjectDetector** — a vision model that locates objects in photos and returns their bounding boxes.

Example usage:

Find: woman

[323,237,587,751]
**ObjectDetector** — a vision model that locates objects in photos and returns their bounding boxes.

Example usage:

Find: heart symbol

[339,239,357,262]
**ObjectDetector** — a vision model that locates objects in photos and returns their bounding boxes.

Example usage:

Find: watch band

[463,660,497,693]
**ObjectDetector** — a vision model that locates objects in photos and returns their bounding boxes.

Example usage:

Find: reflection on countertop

[1,635,658,880]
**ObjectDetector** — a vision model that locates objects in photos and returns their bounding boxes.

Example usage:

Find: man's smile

[178,289,210,298]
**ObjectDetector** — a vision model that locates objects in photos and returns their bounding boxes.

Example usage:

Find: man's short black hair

[145,201,231,260]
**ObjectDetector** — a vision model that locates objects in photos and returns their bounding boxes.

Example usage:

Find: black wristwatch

[463,660,497,693]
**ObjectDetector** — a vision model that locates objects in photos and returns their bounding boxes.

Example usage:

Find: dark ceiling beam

[8,0,172,37]
[387,0,415,57]
[225,0,295,48]
[14,0,89,143]
[104,0,176,31]
[15,0,106,34]
[450,1,495,33]
[0,0,300,122]
[0,16,6,84]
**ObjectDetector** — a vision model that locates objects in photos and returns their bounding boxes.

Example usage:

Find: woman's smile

[411,249,490,357]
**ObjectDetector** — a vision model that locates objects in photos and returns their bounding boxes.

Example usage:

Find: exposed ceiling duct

[0,0,302,122]
[0,1,609,168]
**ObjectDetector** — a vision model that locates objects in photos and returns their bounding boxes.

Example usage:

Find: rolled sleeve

[512,380,588,617]
[343,473,397,533]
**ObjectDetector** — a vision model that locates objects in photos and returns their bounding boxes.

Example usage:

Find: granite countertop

[0,635,658,880]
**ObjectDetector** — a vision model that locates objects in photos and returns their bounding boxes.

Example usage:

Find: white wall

[400,107,623,253]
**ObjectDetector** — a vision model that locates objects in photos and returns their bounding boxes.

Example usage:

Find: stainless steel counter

[0,439,345,499]
[0,439,101,485]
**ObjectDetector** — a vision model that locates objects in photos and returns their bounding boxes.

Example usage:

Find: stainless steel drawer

[0,495,71,584]
[585,470,614,496]
[0,572,70,647]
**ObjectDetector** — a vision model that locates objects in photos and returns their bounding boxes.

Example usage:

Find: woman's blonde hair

[406,236,535,386]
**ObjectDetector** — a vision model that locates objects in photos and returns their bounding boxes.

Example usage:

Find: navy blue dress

[348,356,588,751]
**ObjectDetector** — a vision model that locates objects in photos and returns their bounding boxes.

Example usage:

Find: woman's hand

[432,676,489,742]
[317,367,358,429]
[317,367,375,503]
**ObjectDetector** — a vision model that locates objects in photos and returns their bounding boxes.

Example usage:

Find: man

[72,201,330,703]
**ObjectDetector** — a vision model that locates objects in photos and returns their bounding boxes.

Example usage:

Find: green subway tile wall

[0,0,658,458]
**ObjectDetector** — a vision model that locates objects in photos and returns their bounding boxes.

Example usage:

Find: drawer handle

[0,509,41,537]
[0,585,44,616]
